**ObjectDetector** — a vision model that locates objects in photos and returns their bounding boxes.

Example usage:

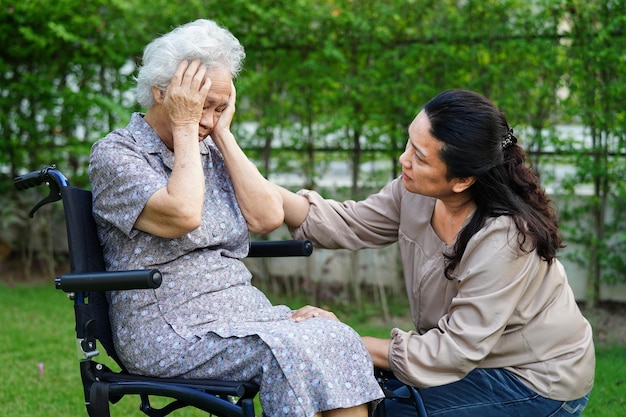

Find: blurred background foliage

[1,0,625,306]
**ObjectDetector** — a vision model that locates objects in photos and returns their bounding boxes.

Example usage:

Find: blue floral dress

[88,113,383,416]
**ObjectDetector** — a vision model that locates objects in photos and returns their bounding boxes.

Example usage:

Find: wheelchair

[14,165,315,417]
[14,164,427,417]
[373,368,428,417]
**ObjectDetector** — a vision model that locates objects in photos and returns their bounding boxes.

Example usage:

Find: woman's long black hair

[423,89,564,280]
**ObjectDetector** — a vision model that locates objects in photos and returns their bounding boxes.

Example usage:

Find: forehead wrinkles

[204,67,231,106]
[204,87,229,108]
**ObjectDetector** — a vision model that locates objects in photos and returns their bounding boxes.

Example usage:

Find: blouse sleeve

[388,216,542,387]
[290,178,404,250]
[89,133,166,238]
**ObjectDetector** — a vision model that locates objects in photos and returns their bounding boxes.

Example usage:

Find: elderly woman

[281,90,595,417]
[88,19,383,417]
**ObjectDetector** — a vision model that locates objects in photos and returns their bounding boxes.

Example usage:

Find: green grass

[1,283,624,416]
[585,344,626,416]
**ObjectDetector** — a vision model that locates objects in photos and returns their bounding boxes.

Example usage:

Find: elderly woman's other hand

[292,305,339,323]
[212,81,236,137]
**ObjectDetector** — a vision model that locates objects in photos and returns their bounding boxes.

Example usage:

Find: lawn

[1,283,623,416]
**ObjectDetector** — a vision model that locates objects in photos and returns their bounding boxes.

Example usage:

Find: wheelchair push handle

[13,164,70,218]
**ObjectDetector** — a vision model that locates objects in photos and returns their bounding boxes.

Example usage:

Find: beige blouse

[290,178,594,401]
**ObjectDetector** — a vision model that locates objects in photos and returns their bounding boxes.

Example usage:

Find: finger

[200,74,212,95]
[293,314,317,323]
[183,59,201,77]
[292,306,338,322]
[188,62,208,91]
[291,305,314,322]
[171,60,191,87]
[177,60,205,90]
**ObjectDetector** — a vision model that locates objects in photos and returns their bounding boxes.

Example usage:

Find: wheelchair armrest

[248,240,313,258]
[55,241,312,291]
[55,269,162,292]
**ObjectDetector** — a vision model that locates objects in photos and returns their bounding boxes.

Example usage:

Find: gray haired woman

[89,19,383,417]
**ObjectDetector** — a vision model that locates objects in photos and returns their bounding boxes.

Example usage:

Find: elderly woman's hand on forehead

[164,60,212,128]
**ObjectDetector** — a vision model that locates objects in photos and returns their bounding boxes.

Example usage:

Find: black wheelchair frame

[374,368,428,417]
[14,165,315,417]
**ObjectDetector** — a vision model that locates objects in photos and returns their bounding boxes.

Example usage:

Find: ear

[452,176,475,193]
[152,86,165,104]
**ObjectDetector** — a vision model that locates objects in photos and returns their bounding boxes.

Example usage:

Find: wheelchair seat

[14,165,314,417]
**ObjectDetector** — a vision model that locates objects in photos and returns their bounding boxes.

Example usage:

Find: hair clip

[502,128,517,149]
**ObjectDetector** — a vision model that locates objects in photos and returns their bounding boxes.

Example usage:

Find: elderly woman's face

[149,62,233,149]
[198,67,232,141]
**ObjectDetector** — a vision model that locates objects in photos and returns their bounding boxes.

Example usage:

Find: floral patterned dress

[88,113,383,416]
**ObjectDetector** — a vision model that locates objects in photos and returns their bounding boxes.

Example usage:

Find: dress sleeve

[388,217,541,387]
[89,134,166,238]
[289,178,404,250]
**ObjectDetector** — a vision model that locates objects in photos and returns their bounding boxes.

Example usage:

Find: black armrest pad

[55,269,162,292]
[248,240,313,258]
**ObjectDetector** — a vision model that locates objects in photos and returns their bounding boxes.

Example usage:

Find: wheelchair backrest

[59,186,127,370]
[60,187,106,274]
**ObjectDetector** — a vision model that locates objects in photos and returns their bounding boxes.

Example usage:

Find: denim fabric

[379,368,590,417]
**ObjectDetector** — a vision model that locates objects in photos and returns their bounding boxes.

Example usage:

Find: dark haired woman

[280,89,594,416]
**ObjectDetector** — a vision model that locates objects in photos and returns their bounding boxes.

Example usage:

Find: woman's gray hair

[135,19,245,108]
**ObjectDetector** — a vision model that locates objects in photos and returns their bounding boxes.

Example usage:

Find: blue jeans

[378,368,590,417]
